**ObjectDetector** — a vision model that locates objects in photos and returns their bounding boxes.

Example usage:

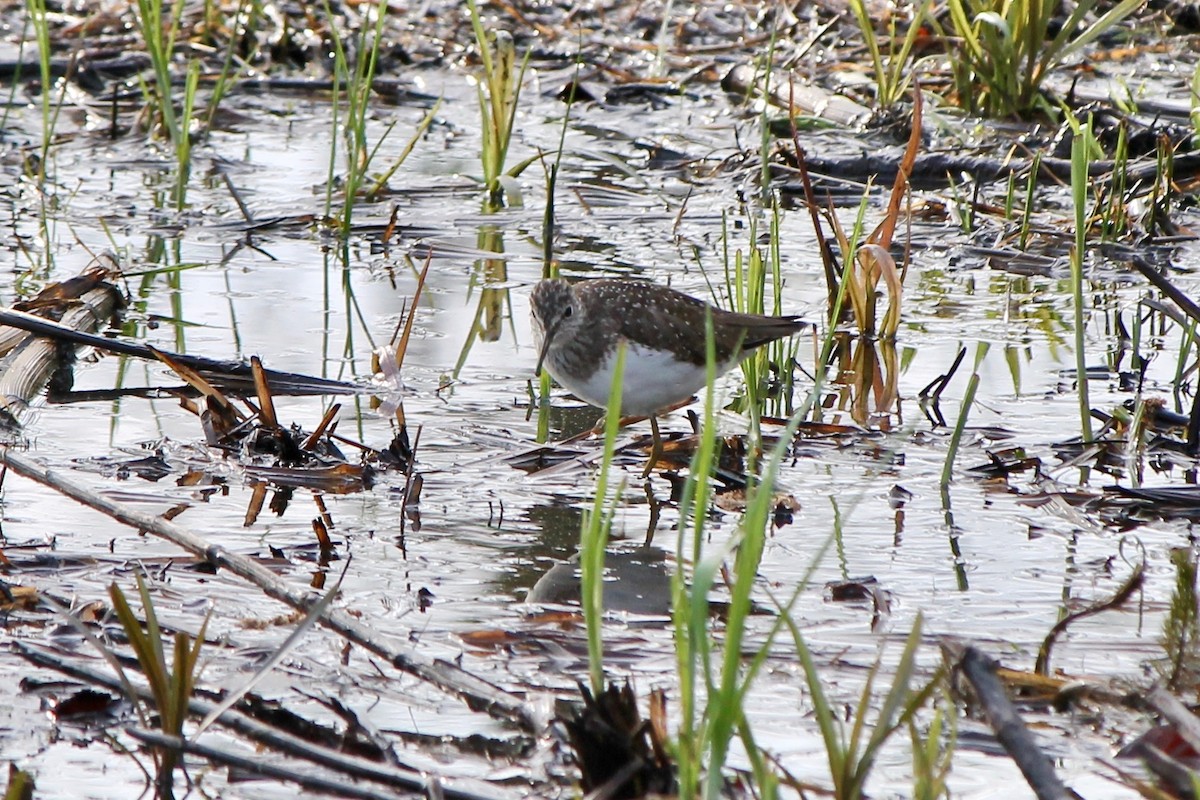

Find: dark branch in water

[0,306,358,397]
[952,645,1078,800]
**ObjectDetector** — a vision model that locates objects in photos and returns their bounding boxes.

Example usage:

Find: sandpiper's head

[531,279,583,376]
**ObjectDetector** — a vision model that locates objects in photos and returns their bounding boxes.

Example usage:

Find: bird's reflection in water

[526,547,671,616]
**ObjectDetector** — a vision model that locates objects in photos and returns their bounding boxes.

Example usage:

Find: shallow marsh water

[1,5,1199,798]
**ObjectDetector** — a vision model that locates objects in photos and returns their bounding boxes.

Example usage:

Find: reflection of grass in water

[453,224,513,378]
[324,243,378,388]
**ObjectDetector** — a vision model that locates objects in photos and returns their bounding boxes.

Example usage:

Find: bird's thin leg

[642,415,663,478]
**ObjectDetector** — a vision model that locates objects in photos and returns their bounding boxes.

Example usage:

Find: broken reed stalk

[0,448,533,730]
[393,253,432,371]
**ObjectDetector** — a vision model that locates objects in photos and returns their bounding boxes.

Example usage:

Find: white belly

[551,342,727,417]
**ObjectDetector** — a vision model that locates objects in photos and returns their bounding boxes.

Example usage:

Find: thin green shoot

[1147,138,1174,237]
[672,315,841,795]
[1003,169,1016,222]
[533,62,580,438]
[202,0,253,133]
[1070,125,1094,441]
[1101,122,1129,240]
[946,172,973,234]
[1173,318,1197,414]
[1191,60,1200,149]
[542,49,582,272]
[767,203,800,416]
[940,341,990,486]
[109,574,210,799]
[1,12,31,133]
[651,0,675,78]
[1125,395,1149,483]
[133,0,185,138]
[943,0,1142,117]
[24,0,72,272]
[5,765,35,799]
[1163,548,1200,690]
[909,691,957,799]
[581,343,628,695]
[1019,153,1040,250]
[468,0,531,209]
[726,220,766,423]
[26,0,54,180]
[672,313,721,797]
[132,0,198,207]
[174,61,200,207]
[701,404,795,797]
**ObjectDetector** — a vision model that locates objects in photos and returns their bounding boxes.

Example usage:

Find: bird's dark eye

[563,305,573,318]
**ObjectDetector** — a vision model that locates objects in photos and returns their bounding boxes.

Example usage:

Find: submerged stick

[0,448,534,730]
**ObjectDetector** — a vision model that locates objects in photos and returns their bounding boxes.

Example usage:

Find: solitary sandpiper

[530,277,807,474]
